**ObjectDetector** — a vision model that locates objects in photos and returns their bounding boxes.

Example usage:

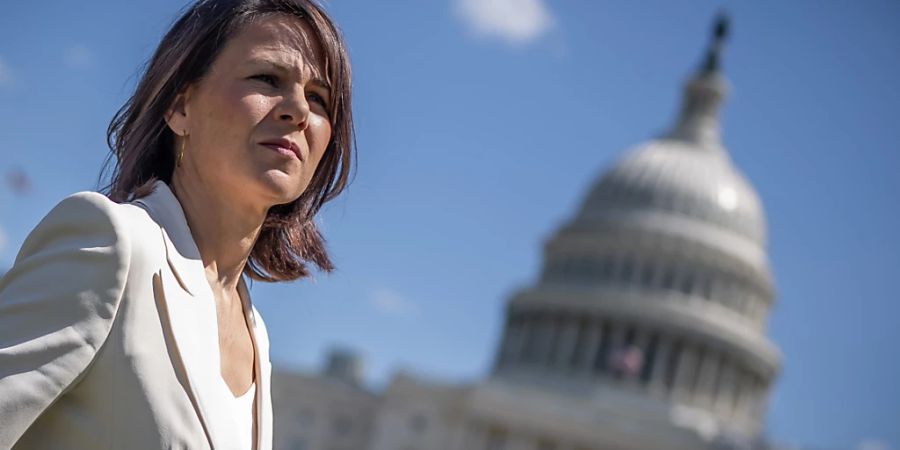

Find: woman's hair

[103,0,354,282]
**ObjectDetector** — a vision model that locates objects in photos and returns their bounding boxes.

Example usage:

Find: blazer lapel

[136,181,241,450]
[239,279,273,450]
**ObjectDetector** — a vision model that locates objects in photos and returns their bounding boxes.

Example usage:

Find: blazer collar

[133,180,207,297]
[135,180,272,450]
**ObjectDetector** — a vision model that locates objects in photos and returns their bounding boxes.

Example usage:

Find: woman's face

[168,15,333,211]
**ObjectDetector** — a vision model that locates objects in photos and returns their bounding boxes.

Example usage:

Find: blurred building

[272,349,378,450]
[274,15,781,450]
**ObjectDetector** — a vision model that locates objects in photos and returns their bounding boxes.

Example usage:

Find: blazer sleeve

[0,192,131,448]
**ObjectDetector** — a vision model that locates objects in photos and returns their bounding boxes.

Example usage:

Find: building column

[533,314,556,368]
[747,378,768,424]
[714,360,736,417]
[516,315,535,365]
[695,350,721,407]
[554,317,580,370]
[671,343,698,402]
[648,336,673,397]
[522,314,548,367]
[733,371,752,421]
[577,320,603,376]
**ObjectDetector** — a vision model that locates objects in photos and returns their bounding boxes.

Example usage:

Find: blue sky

[1,1,898,449]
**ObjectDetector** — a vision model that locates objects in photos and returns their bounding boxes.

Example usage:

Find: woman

[0,0,353,448]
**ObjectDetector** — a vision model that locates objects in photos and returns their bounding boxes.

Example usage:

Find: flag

[609,344,644,378]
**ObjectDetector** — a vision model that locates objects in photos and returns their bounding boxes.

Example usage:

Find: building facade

[272,350,378,450]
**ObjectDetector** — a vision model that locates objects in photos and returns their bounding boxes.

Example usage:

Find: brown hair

[102,0,354,282]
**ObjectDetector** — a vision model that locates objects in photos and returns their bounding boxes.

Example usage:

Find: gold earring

[176,131,187,167]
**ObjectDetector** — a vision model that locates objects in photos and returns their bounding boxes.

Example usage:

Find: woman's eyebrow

[245,58,332,92]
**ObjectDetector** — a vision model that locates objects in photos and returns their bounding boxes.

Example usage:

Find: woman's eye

[307,92,326,106]
[250,74,278,86]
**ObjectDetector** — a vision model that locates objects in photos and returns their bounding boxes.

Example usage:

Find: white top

[232,382,256,450]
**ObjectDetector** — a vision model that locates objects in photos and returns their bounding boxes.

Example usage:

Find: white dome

[578,138,766,245]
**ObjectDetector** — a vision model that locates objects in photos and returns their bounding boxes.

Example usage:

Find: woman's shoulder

[60,190,159,224]
[15,190,161,268]
[33,190,154,232]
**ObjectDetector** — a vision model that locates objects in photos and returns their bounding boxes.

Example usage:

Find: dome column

[553,318,580,370]
[648,336,674,396]
[576,320,603,375]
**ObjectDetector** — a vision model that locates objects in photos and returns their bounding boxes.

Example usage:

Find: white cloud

[63,44,93,69]
[0,224,7,254]
[369,288,418,318]
[0,56,14,87]
[454,0,555,45]
[857,439,890,450]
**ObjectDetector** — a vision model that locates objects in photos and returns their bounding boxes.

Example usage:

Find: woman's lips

[259,139,303,161]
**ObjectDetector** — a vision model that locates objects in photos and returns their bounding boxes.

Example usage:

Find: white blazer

[0,181,273,450]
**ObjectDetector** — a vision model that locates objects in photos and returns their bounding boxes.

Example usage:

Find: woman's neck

[170,174,266,294]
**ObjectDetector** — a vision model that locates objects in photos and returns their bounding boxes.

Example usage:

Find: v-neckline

[216,278,258,398]
[214,277,260,449]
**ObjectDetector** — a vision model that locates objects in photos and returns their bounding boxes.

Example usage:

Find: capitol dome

[574,68,771,275]
[490,15,781,449]
[580,132,766,246]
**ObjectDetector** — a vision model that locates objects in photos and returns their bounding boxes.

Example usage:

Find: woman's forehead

[226,15,327,79]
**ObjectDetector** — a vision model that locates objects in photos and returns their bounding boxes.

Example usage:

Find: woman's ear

[164,87,193,135]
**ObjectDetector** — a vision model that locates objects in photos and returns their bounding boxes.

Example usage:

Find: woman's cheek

[242,94,273,122]
[311,116,332,156]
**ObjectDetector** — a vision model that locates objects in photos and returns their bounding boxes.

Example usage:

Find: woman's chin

[256,171,309,205]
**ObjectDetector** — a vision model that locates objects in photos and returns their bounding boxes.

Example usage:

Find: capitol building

[273,15,782,450]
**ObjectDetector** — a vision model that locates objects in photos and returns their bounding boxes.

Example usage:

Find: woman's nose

[276,89,311,130]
